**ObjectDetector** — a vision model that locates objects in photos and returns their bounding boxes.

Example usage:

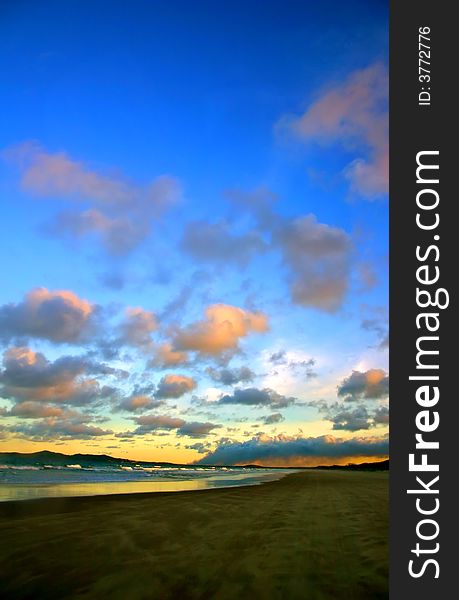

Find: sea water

[0,461,293,502]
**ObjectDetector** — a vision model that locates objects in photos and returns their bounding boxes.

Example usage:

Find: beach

[0,470,388,599]
[0,464,292,503]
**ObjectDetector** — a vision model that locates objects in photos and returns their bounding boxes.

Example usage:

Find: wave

[0,465,40,471]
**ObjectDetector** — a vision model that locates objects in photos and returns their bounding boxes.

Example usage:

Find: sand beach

[0,470,388,599]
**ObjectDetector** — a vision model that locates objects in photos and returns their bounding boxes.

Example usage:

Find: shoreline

[0,471,388,599]
[0,469,294,504]
[0,471,297,518]
[0,469,297,514]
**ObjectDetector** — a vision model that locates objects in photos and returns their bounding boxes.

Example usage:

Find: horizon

[0,0,388,466]
[0,447,389,469]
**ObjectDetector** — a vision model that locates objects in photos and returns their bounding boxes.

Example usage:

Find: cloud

[230,193,354,312]
[357,262,378,291]
[288,359,317,377]
[181,220,266,266]
[378,333,389,350]
[261,413,284,425]
[225,187,279,230]
[315,401,389,432]
[205,366,255,386]
[4,141,181,213]
[196,433,389,466]
[268,351,316,377]
[2,397,114,440]
[155,374,197,399]
[124,414,220,438]
[302,389,390,433]
[8,418,113,440]
[131,414,186,432]
[223,189,354,312]
[4,141,133,206]
[185,441,212,454]
[361,317,389,350]
[5,401,77,419]
[0,288,96,344]
[337,369,389,401]
[177,421,221,438]
[179,182,354,314]
[98,271,127,291]
[329,406,373,431]
[149,343,189,368]
[217,387,295,409]
[46,209,150,256]
[172,304,268,357]
[117,395,164,413]
[269,350,287,365]
[118,307,157,351]
[279,63,388,199]
[0,347,116,407]
[275,215,352,312]
[159,284,193,321]
[3,141,182,254]
[373,405,389,425]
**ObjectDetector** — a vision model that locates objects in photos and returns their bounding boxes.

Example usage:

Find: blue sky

[0,1,389,465]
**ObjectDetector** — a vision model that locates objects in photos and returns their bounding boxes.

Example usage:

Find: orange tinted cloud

[4,377,102,405]
[0,288,95,343]
[276,214,352,312]
[173,304,268,356]
[8,419,113,440]
[4,141,180,211]
[117,394,164,413]
[280,63,388,198]
[366,369,385,385]
[337,368,389,401]
[30,288,92,317]
[155,374,197,399]
[127,396,153,409]
[120,307,157,350]
[8,401,72,419]
[0,347,113,407]
[3,141,182,254]
[151,343,189,367]
[130,414,187,434]
[0,348,118,441]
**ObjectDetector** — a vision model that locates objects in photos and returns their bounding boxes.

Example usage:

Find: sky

[0,0,389,466]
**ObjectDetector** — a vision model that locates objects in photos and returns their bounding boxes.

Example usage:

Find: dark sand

[0,470,388,599]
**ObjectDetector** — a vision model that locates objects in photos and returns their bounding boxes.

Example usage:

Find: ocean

[0,456,293,502]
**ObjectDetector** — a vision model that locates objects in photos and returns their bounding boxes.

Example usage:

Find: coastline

[0,468,293,503]
[0,470,388,599]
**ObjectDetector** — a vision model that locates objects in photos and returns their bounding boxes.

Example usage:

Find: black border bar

[390,1,456,596]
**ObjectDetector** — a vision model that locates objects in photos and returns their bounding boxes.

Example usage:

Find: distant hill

[313,459,389,471]
[0,451,274,470]
[0,450,181,469]
[240,460,389,470]
[0,451,389,471]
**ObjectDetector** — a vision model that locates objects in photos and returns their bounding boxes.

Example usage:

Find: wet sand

[0,470,289,502]
[0,470,388,599]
